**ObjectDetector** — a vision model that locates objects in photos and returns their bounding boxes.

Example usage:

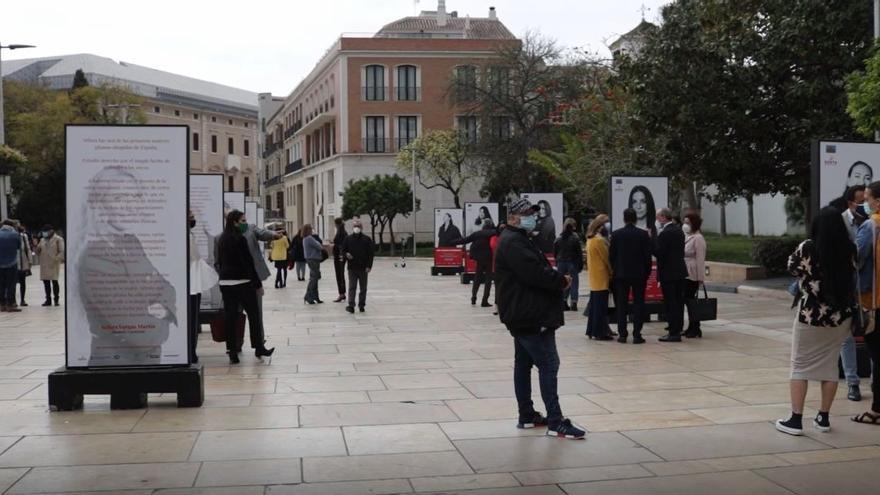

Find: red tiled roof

[377,16,516,40]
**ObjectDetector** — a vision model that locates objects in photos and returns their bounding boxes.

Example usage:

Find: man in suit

[654,207,688,342]
[609,208,653,344]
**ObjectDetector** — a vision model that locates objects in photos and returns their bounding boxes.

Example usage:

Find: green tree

[847,43,880,137]
[341,176,380,241]
[341,175,417,254]
[396,130,481,209]
[72,69,89,90]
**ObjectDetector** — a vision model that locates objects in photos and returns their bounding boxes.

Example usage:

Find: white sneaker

[775,418,804,436]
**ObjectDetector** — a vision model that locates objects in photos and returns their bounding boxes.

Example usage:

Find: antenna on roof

[413,0,419,15]
[639,3,650,21]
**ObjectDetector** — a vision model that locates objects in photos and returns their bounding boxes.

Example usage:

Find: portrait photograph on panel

[609,176,669,235]
[435,208,464,248]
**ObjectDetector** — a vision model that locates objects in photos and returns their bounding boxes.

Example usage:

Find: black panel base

[431,266,464,276]
[460,273,475,284]
[48,364,204,411]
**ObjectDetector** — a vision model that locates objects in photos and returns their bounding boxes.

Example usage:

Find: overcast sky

[1,0,671,96]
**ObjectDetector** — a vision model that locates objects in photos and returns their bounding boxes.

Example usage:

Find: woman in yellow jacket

[585,214,614,340]
[270,230,291,289]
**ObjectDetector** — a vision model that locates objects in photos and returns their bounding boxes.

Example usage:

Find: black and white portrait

[817,141,880,209]
[610,176,669,234]
[435,208,463,248]
[521,193,563,253]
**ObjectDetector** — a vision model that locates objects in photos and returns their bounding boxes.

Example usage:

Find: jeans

[295,261,306,280]
[866,330,880,413]
[275,261,287,288]
[43,279,60,302]
[557,261,580,304]
[305,260,321,302]
[661,279,686,336]
[513,330,563,426]
[334,257,346,296]
[586,290,610,338]
[0,266,16,306]
[840,335,860,386]
[472,259,493,304]
[219,283,265,353]
[684,279,702,332]
[347,268,369,308]
[613,278,646,337]
[188,293,201,362]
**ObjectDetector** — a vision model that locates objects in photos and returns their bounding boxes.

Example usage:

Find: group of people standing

[0,220,64,312]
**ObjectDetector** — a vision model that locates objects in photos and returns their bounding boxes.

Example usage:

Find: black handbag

[685,283,717,321]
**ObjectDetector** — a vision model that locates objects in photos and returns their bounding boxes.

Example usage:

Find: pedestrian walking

[216,210,275,364]
[555,218,583,312]
[834,186,867,401]
[342,219,374,313]
[332,218,348,302]
[655,207,688,343]
[609,208,653,344]
[16,223,33,307]
[302,224,325,304]
[490,223,505,316]
[36,225,64,307]
[0,220,21,313]
[683,212,707,339]
[290,229,307,281]
[776,206,855,435]
[585,214,613,340]
[451,219,496,307]
[852,182,880,425]
[495,198,586,440]
[271,230,290,288]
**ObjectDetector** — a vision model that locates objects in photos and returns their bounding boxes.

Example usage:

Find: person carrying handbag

[683,213,708,338]
[852,182,880,426]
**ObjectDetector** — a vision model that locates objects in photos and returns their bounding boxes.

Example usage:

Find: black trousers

[613,278,646,337]
[334,257,347,295]
[219,284,265,354]
[18,272,27,303]
[472,259,492,304]
[661,279,686,336]
[684,279,701,332]
[347,268,369,309]
[188,293,201,361]
[43,280,60,301]
[865,328,880,414]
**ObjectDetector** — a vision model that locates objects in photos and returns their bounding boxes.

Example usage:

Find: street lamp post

[411,146,417,257]
[0,42,36,220]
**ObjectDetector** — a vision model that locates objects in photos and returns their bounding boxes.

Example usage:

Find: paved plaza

[0,259,877,494]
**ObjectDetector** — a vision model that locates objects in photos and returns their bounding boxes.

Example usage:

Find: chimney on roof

[437,0,448,26]
[489,6,497,20]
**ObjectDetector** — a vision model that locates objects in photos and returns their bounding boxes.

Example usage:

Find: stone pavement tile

[288,335,380,345]
[300,402,458,426]
[337,342,437,353]
[559,360,692,377]
[154,488,266,495]
[380,373,461,389]
[282,344,341,354]
[410,473,520,492]
[560,470,792,495]
[444,358,515,370]
[660,350,787,372]
[6,462,200,494]
[696,367,791,386]
[376,333,470,343]
[449,371,512,382]
[303,451,472,482]
[570,410,714,432]
[267,479,413,495]
[280,376,386,393]
[586,373,726,392]
[419,487,564,495]
[776,445,880,465]
[690,404,793,424]
[20,491,152,495]
[270,353,379,365]
[623,423,830,461]
[189,427,346,461]
[0,382,40,400]
[0,468,27,493]
[368,387,474,402]
[375,350,483,362]
[445,396,607,421]
[343,424,454,455]
[0,432,196,467]
[757,459,878,495]
[439,419,548,441]
[133,405,300,432]
[453,433,661,473]
[195,458,302,486]
[355,361,451,372]
[463,378,605,399]
[250,391,370,406]
[512,464,652,485]
[582,388,743,413]
[709,383,835,405]
[641,454,790,476]
[800,417,880,448]
[296,363,355,372]
[203,378,276,395]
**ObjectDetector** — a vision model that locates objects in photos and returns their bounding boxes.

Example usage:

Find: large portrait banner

[521,193,563,253]
[813,140,880,215]
[189,174,223,311]
[609,176,669,234]
[245,201,258,228]
[65,125,189,368]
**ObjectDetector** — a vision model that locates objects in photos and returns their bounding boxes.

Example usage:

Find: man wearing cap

[494,198,586,440]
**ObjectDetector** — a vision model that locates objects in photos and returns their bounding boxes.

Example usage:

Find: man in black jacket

[495,198,586,440]
[451,219,496,307]
[655,207,688,342]
[341,219,374,313]
[609,208,653,344]
[331,218,348,303]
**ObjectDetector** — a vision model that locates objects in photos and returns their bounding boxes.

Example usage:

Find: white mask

[353,227,362,234]
[655,220,664,232]
[682,224,692,235]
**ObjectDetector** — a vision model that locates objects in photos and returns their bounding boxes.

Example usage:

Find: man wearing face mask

[495,198,586,440]
[654,208,688,342]
[341,219,375,314]
[36,225,65,307]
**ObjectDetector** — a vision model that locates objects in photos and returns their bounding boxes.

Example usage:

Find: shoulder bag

[684,282,717,322]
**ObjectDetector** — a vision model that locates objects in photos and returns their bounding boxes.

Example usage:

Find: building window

[228,137,235,155]
[228,176,234,191]
[455,66,478,101]
[364,116,386,152]
[489,116,512,140]
[397,116,418,149]
[457,116,478,144]
[193,113,199,120]
[244,177,250,197]
[174,109,180,117]
[211,135,218,153]
[266,195,272,210]
[244,122,249,128]
[363,65,385,101]
[193,132,200,151]
[276,191,284,214]
[396,65,418,101]
[153,106,160,113]
[228,119,233,125]
[244,139,250,157]
[489,66,510,98]
[211,116,217,122]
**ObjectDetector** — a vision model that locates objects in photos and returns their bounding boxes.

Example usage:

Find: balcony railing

[262,142,281,158]
[395,137,417,150]
[395,86,421,102]
[264,176,283,188]
[361,86,387,101]
[362,137,392,153]
[285,159,303,175]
